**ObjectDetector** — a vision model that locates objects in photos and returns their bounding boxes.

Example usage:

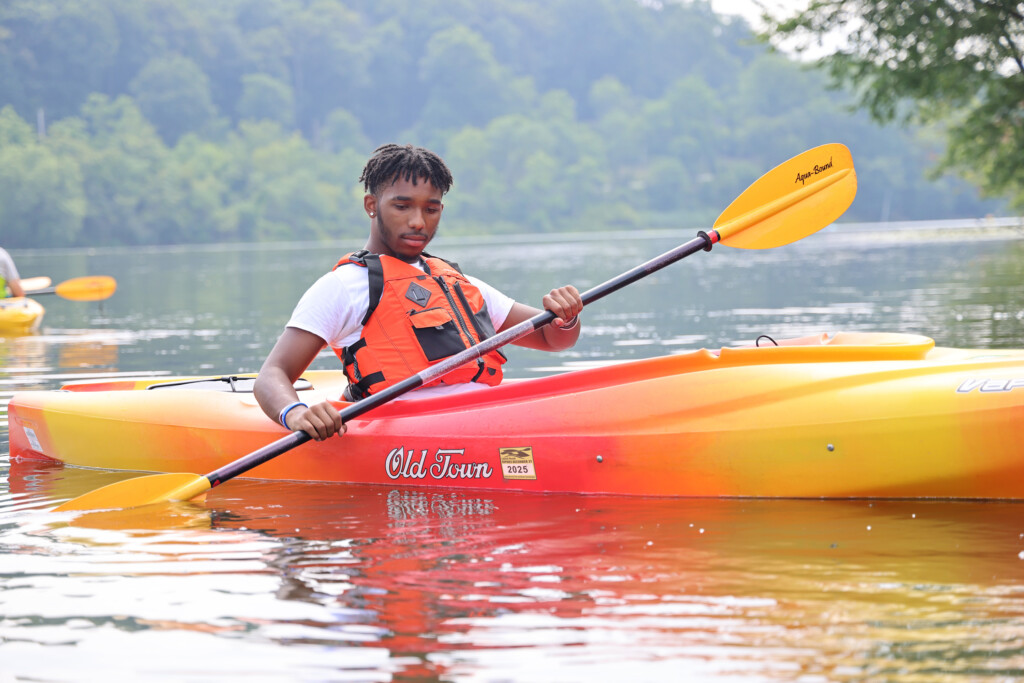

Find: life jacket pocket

[410,307,467,361]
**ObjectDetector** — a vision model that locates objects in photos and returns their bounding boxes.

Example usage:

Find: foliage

[130,54,218,145]
[237,73,295,129]
[0,107,87,245]
[0,0,1007,248]
[760,0,1024,209]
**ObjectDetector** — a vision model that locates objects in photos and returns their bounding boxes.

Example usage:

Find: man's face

[367,176,444,262]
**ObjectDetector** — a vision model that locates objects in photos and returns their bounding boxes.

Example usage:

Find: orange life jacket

[334,251,506,399]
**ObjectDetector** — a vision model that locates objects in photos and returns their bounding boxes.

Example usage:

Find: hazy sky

[708,0,809,27]
[710,0,840,59]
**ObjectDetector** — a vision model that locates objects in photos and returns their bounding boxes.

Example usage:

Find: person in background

[255,143,584,441]
[0,247,25,298]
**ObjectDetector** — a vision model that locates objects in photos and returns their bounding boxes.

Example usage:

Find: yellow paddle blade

[53,472,212,512]
[20,276,52,292]
[713,143,857,249]
[68,501,213,531]
[54,275,117,301]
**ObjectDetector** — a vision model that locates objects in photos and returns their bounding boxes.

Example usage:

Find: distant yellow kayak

[0,297,44,335]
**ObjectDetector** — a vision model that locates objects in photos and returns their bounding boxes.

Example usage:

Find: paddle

[20,276,52,292]
[29,275,117,302]
[53,143,857,513]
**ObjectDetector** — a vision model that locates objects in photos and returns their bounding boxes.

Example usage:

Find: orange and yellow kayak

[7,331,1024,499]
[0,297,44,335]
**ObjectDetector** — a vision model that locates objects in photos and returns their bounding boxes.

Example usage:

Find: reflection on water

[0,330,175,431]
[2,230,1024,681]
[3,468,1024,681]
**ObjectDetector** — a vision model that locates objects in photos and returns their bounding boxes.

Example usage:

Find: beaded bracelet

[278,401,308,429]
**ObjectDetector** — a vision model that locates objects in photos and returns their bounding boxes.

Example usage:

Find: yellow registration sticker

[499,447,537,480]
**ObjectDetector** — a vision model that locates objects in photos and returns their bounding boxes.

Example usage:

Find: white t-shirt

[286,259,516,399]
[0,248,20,291]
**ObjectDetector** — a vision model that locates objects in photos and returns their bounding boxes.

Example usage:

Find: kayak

[0,297,44,335]
[7,331,1024,499]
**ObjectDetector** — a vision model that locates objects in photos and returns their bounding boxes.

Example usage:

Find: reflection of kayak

[8,331,1024,499]
[8,464,1020,681]
[0,297,44,334]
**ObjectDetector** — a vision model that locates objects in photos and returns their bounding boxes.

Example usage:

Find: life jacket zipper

[435,277,487,381]
[435,277,476,347]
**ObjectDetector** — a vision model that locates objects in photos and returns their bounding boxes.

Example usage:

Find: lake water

[2,222,1024,681]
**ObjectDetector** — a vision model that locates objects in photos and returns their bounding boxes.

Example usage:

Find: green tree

[417,24,535,133]
[320,108,370,154]
[589,77,646,190]
[237,73,295,128]
[0,0,119,121]
[129,54,217,145]
[760,0,1024,208]
[48,94,168,245]
[142,135,242,244]
[240,27,291,83]
[282,0,369,137]
[356,18,419,139]
[0,107,86,247]
[0,103,34,146]
[443,94,608,233]
[644,157,691,212]
[228,121,358,242]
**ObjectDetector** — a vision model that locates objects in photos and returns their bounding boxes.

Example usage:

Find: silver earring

[369,212,375,217]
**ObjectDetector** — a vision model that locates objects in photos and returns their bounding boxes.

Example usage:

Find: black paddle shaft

[206,231,716,487]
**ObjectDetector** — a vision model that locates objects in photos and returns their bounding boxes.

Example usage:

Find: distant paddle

[30,276,117,302]
[53,143,857,513]
[20,276,52,292]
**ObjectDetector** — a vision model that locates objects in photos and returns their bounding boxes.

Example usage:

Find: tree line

[0,0,1004,248]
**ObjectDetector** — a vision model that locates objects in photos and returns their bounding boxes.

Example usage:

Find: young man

[0,247,25,298]
[254,143,583,441]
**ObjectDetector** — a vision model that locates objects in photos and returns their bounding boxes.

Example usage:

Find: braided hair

[359,143,454,196]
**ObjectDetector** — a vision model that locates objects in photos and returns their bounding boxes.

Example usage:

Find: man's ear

[364,194,377,217]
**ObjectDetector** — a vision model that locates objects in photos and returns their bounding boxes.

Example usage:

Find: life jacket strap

[340,337,384,399]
